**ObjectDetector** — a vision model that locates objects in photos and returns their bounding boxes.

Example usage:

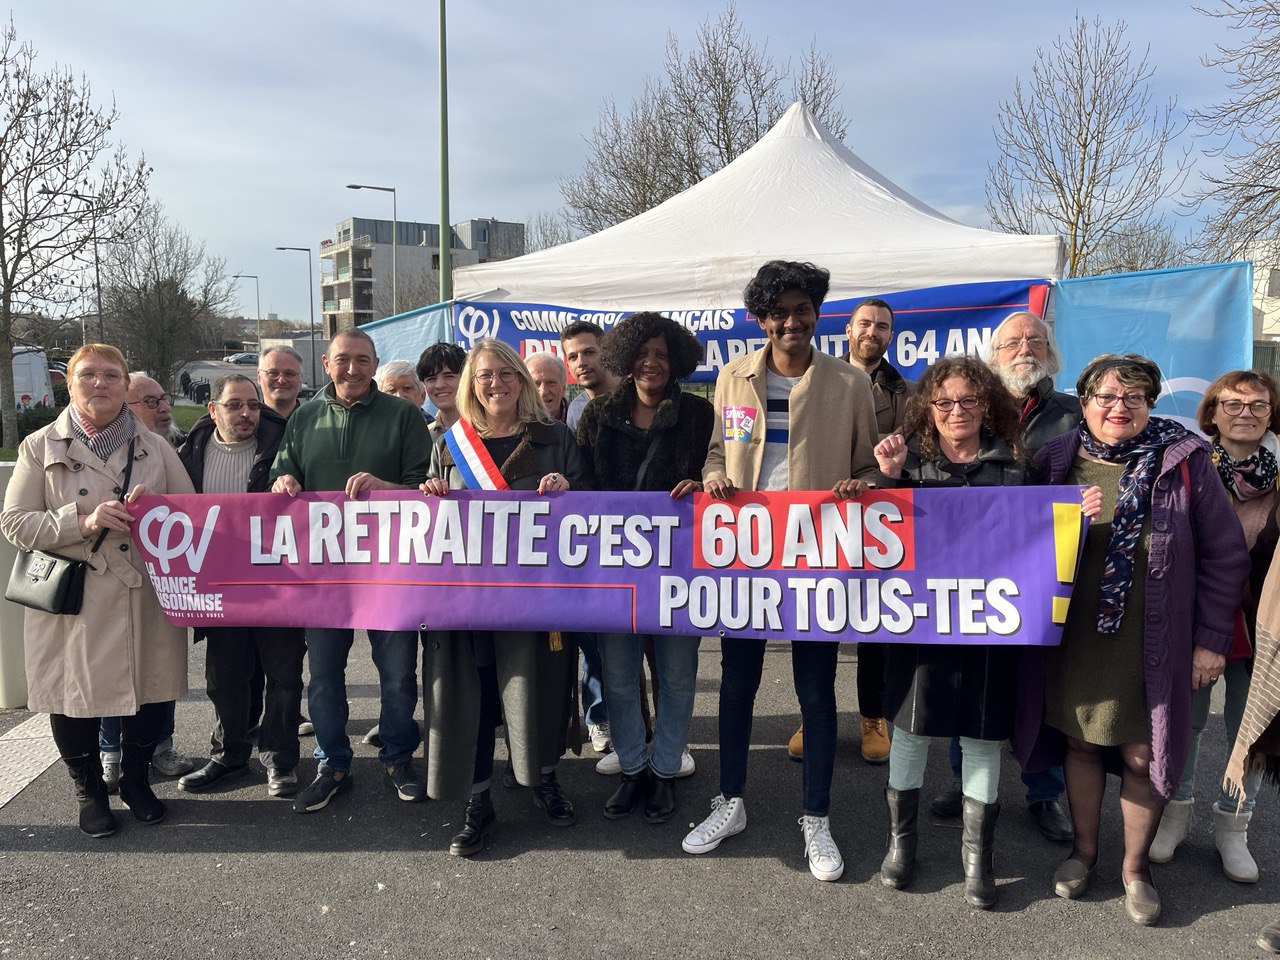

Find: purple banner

[130,487,1086,644]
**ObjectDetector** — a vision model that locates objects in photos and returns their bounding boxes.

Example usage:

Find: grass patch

[0,448,15,461]
[172,406,206,432]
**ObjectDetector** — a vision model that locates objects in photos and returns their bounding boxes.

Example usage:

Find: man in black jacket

[175,374,307,799]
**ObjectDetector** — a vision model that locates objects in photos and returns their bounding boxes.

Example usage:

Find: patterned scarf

[1213,438,1278,502]
[1080,416,1189,634]
[69,405,135,462]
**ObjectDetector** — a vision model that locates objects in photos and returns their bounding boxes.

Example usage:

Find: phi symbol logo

[137,504,220,574]
[456,305,499,346]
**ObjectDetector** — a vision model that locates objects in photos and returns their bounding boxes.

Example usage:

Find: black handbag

[5,438,136,615]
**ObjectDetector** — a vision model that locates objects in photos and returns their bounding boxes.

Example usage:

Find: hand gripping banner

[131,487,1087,644]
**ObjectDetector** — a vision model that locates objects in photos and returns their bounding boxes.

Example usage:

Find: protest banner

[131,487,1086,645]
[453,278,1050,383]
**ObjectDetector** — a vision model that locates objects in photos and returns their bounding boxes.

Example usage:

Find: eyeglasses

[261,369,300,380]
[214,400,262,412]
[930,396,982,412]
[1220,399,1272,416]
[128,394,171,409]
[75,369,124,384]
[1091,393,1149,409]
[474,369,518,385]
[995,336,1049,352]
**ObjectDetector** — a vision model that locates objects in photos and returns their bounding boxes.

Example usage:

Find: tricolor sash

[444,418,511,491]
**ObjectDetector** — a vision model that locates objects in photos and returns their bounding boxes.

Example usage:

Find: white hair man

[526,351,567,422]
[985,311,1080,455]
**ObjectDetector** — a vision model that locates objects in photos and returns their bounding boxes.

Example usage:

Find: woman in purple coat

[1015,353,1248,927]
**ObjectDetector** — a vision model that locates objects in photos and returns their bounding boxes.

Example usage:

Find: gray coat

[421,419,588,801]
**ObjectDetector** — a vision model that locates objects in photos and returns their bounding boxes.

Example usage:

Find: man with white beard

[986,311,1080,454]
[927,309,1081,843]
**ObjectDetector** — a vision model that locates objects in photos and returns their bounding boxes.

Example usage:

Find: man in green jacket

[271,328,432,813]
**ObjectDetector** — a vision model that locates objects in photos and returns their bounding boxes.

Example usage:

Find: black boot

[961,796,1000,910]
[531,770,576,826]
[604,770,648,820]
[119,742,167,825]
[643,772,675,824]
[64,753,116,838]
[449,789,496,857]
[880,787,919,890]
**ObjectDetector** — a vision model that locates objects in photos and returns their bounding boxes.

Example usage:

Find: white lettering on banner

[250,515,298,564]
[456,305,499,345]
[136,504,220,574]
[145,562,224,617]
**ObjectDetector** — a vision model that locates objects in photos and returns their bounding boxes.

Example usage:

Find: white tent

[455,102,1064,309]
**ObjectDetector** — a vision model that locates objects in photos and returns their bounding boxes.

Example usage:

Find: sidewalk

[0,638,1274,960]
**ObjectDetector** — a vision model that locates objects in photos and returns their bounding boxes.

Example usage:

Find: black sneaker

[292,766,351,813]
[385,759,426,802]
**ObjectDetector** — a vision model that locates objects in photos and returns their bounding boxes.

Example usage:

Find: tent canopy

[455,102,1064,310]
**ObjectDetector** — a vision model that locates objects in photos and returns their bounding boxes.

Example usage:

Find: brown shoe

[860,717,890,764]
[787,724,804,762]
[1123,879,1161,926]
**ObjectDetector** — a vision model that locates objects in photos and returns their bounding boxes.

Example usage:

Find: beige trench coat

[1,409,195,717]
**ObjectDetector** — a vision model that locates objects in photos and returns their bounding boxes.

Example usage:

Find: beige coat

[703,344,880,490]
[1,409,195,717]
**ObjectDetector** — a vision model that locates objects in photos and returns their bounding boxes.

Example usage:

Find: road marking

[0,713,59,808]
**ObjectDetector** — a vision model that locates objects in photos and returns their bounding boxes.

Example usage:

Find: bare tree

[561,3,848,234]
[0,16,149,442]
[1090,221,1197,275]
[524,210,578,253]
[102,202,235,389]
[372,264,439,318]
[985,15,1190,277]
[1192,1,1280,263]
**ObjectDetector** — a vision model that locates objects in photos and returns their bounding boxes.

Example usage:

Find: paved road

[0,639,1274,960]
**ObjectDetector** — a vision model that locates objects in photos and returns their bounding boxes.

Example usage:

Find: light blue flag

[364,301,456,414]
[1054,262,1254,431]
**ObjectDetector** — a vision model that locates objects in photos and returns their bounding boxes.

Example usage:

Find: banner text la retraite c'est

[130,488,1087,645]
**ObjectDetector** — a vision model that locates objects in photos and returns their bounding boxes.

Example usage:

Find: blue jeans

[598,632,700,778]
[1176,659,1262,812]
[947,736,1064,804]
[719,639,838,816]
[99,701,176,754]
[306,628,420,772]
[578,633,608,727]
[895,731,1001,804]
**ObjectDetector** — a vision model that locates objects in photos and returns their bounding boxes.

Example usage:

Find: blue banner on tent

[1054,262,1253,431]
[453,279,1050,383]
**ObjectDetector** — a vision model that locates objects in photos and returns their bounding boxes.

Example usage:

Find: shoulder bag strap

[88,437,137,557]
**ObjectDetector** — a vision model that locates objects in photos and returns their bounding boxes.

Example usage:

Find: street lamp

[232,273,261,349]
[346,183,397,315]
[39,185,104,342]
[275,246,318,387]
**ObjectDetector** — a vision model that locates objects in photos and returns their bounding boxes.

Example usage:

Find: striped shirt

[202,435,256,494]
[758,371,799,491]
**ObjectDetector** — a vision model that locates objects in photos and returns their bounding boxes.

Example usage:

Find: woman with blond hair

[420,338,589,856]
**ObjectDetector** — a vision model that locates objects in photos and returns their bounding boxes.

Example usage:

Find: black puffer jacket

[575,379,715,492]
[1021,377,1081,455]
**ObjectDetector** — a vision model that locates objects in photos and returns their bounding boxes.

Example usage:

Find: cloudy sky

[8,1,1241,321]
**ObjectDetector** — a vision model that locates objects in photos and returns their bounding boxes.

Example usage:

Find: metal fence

[1255,340,1280,381]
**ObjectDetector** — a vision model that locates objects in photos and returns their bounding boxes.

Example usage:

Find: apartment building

[319,216,525,336]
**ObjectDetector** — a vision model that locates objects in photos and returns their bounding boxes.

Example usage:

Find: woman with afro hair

[575,311,714,823]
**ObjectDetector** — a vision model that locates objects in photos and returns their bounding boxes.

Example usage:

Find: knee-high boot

[880,787,919,889]
[961,796,999,910]
[63,753,116,838]
[119,741,167,824]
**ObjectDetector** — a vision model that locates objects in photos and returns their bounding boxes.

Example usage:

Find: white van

[12,347,55,411]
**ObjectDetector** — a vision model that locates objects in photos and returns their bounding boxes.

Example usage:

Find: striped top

[69,405,135,462]
[758,370,800,491]
[202,435,256,494]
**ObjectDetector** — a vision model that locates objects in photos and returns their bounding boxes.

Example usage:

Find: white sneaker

[799,815,844,881]
[595,751,621,775]
[682,794,746,854]
[151,743,195,777]
[673,749,695,778]
[588,722,611,753]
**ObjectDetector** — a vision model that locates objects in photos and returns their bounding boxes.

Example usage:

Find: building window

[475,222,489,244]
[432,254,440,270]
[1269,268,1280,300]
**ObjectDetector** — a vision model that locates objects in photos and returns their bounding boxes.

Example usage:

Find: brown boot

[787,724,804,762]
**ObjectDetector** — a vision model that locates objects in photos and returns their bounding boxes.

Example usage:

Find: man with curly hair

[681,260,879,882]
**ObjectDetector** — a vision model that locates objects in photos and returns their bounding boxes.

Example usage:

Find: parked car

[222,352,258,364]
